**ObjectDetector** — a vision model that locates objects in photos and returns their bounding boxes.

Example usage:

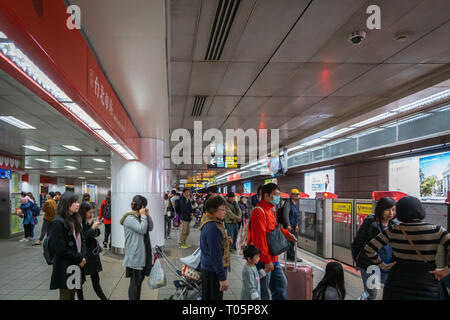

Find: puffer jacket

[351,215,396,270]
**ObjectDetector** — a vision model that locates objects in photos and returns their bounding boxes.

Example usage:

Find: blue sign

[0,168,12,180]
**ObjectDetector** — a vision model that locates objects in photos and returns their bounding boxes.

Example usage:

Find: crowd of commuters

[16,182,450,301]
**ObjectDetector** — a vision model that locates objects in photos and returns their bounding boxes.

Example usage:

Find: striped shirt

[364,221,450,269]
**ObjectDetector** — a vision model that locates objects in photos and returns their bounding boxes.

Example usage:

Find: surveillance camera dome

[348,30,367,45]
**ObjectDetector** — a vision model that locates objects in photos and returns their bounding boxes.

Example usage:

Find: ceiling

[168,0,450,181]
[0,69,112,180]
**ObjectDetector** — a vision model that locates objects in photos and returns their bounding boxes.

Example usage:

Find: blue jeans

[225,223,238,250]
[257,262,287,300]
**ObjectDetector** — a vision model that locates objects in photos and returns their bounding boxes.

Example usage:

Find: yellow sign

[184,183,203,188]
[356,203,373,215]
[332,202,352,213]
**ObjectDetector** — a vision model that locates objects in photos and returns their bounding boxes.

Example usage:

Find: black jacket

[351,215,396,270]
[179,196,193,222]
[82,221,103,275]
[50,216,87,290]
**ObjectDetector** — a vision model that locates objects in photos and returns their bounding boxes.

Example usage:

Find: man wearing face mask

[247,183,297,300]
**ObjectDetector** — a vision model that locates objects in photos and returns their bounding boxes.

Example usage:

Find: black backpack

[102,198,111,220]
[276,200,288,227]
[43,233,55,265]
[32,203,41,217]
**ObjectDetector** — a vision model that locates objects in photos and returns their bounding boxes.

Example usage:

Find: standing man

[99,190,112,249]
[179,189,194,249]
[247,183,297,300]
[282,189,302,262]
[54,191,61,206]
[224,192,242,252]
[34,192,57,245]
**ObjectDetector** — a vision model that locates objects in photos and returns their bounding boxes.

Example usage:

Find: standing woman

[163,193,172,239]
[365,196,450,300]
[351,197,397,300]
[120,195,153,300]
[238,196,249,227]
[199,196,230,300]
[77,201,108,300]
[26,192,39,240]
[50,192,87,300]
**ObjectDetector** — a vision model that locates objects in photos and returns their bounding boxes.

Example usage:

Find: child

[241,245,264,300]
[312,262,346,300]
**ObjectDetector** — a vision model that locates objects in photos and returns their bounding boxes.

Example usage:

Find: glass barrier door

[353,200,375,239]
[298,199,318,254]
[332,199,354,266]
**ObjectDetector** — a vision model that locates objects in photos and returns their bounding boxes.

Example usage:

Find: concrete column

[111,138,165,254]
[23,170,40,201]
[57,177,65,193]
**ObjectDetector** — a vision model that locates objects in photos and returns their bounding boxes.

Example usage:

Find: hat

[396,196,425,222]
[290,189,300,194]
[226,192,235,198]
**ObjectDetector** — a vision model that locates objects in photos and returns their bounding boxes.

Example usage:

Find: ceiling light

[46,170,56,173]
[62,103,102,130]
[24,145,46,152]
[122,153,135,160]
[64,166,77,170]
[35,158,51,163]
[287,145,304,153]
[391,89,450,114]
[94,130,118,144]
[321,127,355,139]
[78,177,85,179]
[62,145,83,151]
[65,159,77,162]
[350,112,394,128]
[106,177,111,179]
[93,158,106,163]
[24,166,33,169]
[0,116,36,129]
[111,144,128,154]
[84,171,93,174]
[300,138,328,147]
[94,168,105,171]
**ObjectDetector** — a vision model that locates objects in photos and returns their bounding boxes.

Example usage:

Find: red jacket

[247,199,289,264]
[98,197,111,225]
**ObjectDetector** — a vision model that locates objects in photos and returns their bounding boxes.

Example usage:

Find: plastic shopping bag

[180,247,201,269]
[148,258,166,289]
[172,214,181,228]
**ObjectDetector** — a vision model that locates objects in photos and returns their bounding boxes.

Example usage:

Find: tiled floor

[0,215,365,300]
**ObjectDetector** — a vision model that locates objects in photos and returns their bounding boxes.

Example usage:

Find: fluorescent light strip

[94,130,118,145]
[122,153,135,160]
[84,171,93,174]
[111,144,128,154]
[321,127,354,139]
[395,113,431,125]
[64,166,77,170]
[0,116,36,129]
[350,112,395,128]
[24,145,46,152]
[62,145,83,151]
[46,171,56,173]
[78,177,85,179]
[93,158,106,163]
[65,159,77,162]
[216,171,236,180]
[301,138,328,147]
[392,89,450,113]
[63,103,102,130]
[35,158,50,163]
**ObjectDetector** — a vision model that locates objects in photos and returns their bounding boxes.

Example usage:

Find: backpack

[102,198,111,220]
[276,200,288,227]
[175,198,181,215]
[32,203,41,217]
[43,233,55,265]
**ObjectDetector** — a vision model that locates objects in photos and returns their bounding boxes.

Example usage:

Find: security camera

[348,30,366,45]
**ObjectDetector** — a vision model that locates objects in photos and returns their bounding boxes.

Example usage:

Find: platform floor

[0,215,366,300]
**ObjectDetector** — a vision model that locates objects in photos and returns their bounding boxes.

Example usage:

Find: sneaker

[181,245,191,249]
[19,238,27,242]
[167,236,171,239]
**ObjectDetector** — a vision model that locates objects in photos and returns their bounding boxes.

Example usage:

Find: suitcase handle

[284,251,297,272]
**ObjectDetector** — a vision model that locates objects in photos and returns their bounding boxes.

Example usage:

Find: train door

[332,199,354,266]
[297,198,318,254]
[353,199,375,239]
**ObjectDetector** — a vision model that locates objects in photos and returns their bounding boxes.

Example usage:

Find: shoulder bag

[255,207,290,256]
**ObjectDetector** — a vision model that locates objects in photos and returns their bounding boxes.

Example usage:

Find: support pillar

[111,138,165,254]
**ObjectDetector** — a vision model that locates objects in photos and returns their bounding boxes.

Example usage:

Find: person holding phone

[49,192,87,300]
[76,201,108,300]
[120,195,154,300]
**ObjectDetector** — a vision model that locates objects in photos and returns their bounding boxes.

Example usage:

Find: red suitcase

[281,255,313,300]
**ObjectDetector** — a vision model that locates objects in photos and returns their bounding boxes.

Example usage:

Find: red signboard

[0,1,140,159]
[227,173,241,182]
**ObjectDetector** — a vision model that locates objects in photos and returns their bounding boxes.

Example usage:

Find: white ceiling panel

[170,95,187,116]
[231,0,310,62]
[331,63,415,97]
[170,116,184,129]
[272,0,364,62]
[188,62,228,95]
[231,96,269,116]
[246,62,303,96]
[221,116,246,129]
[170,0,201,61]
[192,0,219,60]
[207,96,241,116]
[387,21,450,64]
[171,62,193,96]
[309,0,424,63]
[306,96,374,118]
[217,62,264,95]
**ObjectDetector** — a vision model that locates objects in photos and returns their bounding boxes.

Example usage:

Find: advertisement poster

[355,203,373,227]
[419,152,450,202]
[86,184,97,204]
[332,202,352,225]
[243,182,251,194]
[264,178,277,185]
[389,151,449,202]
[304,169,335,198]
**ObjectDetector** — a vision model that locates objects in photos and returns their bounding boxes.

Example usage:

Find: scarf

[199,213,230,268]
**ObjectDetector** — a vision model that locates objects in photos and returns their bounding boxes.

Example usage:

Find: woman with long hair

[76,201,108,300]
[312,262,346,300]
[120,195,153,300]
[351,197,397,300]
[49,192,87,300]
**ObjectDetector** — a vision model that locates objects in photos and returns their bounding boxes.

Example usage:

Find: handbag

[172,214,181,228]
[255,207,290,256]
[398,225,428,263]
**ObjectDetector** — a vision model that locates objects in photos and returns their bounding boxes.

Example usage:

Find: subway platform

[0,214,366,300]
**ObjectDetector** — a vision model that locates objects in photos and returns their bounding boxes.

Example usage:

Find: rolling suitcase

[281,253,313,300]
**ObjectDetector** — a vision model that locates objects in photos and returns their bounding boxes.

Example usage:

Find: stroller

[154,246,202,300]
